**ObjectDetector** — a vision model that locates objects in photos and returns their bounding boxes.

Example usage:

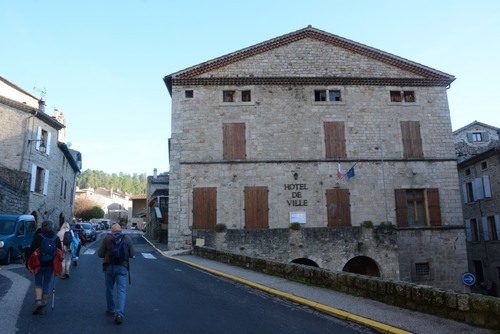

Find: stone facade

[75,187,132,224]
[0,166,30,213]
[0,76,81,227]
[146,169,169,241]
[455,121,500,296]
[164,27,468,291]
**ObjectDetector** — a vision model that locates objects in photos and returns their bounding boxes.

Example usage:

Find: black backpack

[63,231,72,247]
[39,234,57,261]
[109,234,129,264]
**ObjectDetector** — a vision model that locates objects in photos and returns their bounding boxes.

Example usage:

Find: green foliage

[290,222,301,230]
[78,206,105,221]
[214,223,227,233]
[361,221,373,228]
[77,169,148,195]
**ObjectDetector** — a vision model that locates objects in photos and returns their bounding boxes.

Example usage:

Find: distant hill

[77,169,146,195]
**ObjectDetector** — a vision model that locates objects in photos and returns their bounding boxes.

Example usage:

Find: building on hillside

[163,26,467,291]
[0,75,81,226]
[146,168,169,241]
[129,194,147,229]
[75,187,131,224]
[454,121,500,296]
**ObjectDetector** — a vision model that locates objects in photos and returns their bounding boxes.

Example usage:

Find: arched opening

[291,258,319,267]
[343,256,380,277]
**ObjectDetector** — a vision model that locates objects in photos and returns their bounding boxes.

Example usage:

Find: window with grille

[415,263,430,276]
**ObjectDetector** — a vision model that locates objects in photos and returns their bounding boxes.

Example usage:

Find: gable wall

[199,39,424,79]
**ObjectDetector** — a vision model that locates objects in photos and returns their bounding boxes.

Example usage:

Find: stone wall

[193,246,500,330]
[0,166,30,213]
[193,225,468,290]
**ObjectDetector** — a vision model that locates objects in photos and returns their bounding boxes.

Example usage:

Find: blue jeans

[35,266,54,296]
[105,265,128,317]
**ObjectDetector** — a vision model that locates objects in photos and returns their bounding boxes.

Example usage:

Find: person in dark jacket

[72,223,86,266]
[98,223,134,325]
[28,220,62,315]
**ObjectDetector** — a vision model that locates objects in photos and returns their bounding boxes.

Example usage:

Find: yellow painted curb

[171,258,412,333]
[142,237,412,334]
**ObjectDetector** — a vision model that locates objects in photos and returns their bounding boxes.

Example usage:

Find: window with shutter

[326,188,351,227]
[324,121,346,159]
[400,121,423,159]
[192,187,217,229]
[244,187,268,229]
[394,188,441,227]
[223,123,246,160]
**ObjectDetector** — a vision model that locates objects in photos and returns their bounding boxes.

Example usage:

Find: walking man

[98,223,134,325]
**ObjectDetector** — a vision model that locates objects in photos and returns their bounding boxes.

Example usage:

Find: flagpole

[378,126,389,224]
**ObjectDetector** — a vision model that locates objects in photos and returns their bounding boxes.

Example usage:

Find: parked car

[0,214,37,265]
[80,222,96,242]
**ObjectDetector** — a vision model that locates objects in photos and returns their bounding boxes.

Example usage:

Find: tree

[76,169,148,195]
[73,196,104,221]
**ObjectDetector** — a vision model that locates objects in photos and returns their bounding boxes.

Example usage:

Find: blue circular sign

[462,273,476,286]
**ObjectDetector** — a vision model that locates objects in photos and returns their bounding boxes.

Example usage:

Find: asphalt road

[2,230,376,334]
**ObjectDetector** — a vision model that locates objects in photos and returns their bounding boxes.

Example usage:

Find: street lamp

[27,139,47,154]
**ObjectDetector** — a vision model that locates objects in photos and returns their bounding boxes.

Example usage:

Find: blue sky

[1,0,498,175]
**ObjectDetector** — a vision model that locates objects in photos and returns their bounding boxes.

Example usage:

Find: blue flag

[346,166,355,179]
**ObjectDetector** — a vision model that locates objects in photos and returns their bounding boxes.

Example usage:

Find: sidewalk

[143,236,494,334]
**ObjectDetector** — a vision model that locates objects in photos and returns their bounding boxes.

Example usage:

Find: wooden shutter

[223,123,246,160]
[394,189,408,227]
[192,187,217,229]
[464,219,472,241]
[401,121,423,159]
[426,188,441,226]
[324,122,346,158]
[244,186,268,229]
[482,217,490,241]
[326,189,351,227]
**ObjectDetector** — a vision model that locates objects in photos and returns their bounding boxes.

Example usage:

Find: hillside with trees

[77,169,147,195]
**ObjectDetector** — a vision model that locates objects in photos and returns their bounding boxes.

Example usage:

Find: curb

[142,236,412,334]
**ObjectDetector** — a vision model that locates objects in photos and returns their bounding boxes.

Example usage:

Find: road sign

[462,273,476,286]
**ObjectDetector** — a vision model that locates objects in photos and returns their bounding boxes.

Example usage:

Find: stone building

[146,168,169,241]
[454,121,500,296]
[74,187,131,224]
[163,26,468,290]
[0,75,81,226]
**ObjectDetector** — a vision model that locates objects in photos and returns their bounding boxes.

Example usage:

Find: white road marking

[142,253,156,259]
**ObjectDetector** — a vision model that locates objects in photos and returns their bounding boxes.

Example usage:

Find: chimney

[38,100,46,112]
[153,168,157,179]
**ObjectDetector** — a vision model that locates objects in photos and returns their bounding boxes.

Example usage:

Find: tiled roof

[164,26,455,94]
[0,95,65,130]
[453,120,499,134]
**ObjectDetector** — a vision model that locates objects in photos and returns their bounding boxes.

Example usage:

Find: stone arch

[343,256,380,277]
[291,258,319,267]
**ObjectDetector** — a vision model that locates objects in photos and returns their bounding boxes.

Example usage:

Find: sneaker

[65,274,70,279]
[114,315,123,324]
[105,310,114,317]
[32,300,43,315]
[73,260,78,267]
[38,305,46,315]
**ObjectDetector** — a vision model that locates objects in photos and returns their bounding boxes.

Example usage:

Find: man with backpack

[98,223,134,325]
[27,220,63,315]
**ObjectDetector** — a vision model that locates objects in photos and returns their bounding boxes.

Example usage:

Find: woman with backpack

[57,222,73,279]
[27,220,63,315]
